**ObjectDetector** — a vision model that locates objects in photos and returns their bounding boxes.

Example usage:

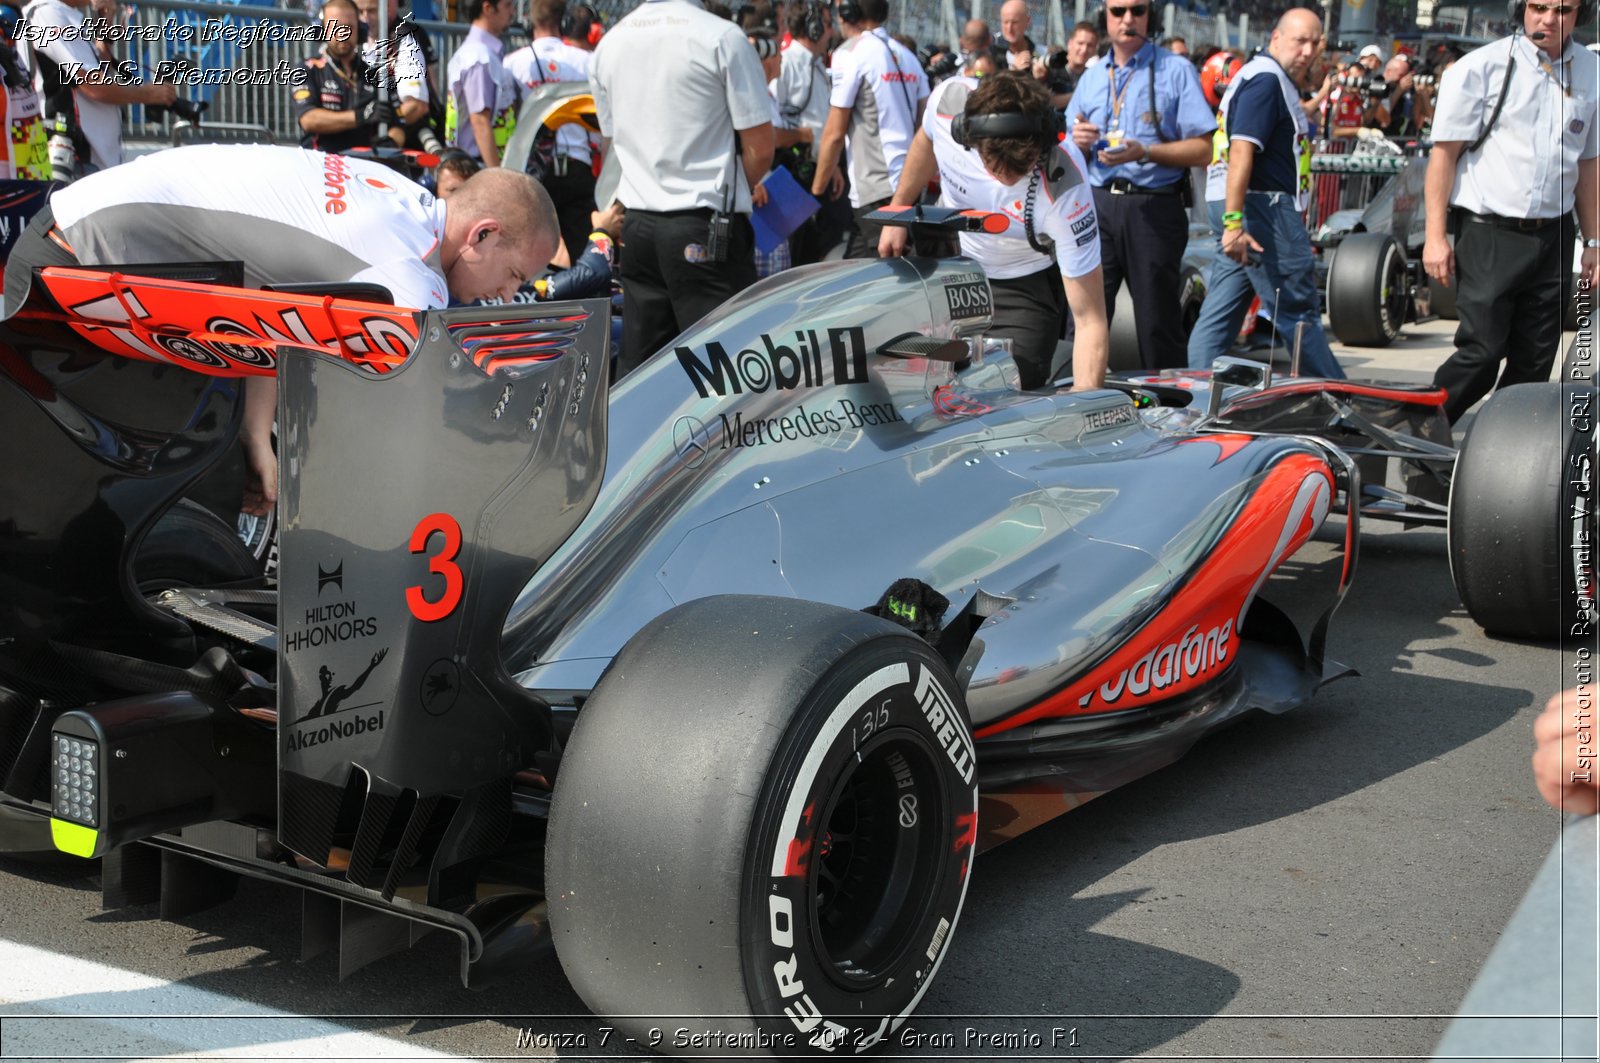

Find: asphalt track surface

[0,318,1589,1062]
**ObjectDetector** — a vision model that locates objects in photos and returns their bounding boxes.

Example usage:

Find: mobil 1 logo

[944,272,991,322]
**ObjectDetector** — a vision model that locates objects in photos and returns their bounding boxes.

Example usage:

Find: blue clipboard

[752,165,822,253]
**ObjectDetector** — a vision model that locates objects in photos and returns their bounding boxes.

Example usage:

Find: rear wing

[1,267,611,873]
[272,296,610,866]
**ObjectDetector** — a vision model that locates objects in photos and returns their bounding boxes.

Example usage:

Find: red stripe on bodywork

[974,453,1333,737]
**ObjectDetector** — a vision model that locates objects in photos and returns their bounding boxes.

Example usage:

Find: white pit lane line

[0,940,463,1060]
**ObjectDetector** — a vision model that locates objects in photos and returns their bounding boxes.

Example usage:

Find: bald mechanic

[5,143,559,515]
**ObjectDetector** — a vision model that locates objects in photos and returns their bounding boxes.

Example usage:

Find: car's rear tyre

[1179,263,1206,339]
[1327,232,1407,347]
[547,595,978,1056]
[1107,267,1208,373]
[1108,284,1140,372]
[1448,382,1596,639]
[134,499,266,594]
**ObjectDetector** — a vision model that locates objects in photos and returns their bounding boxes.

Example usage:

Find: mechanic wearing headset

[1421,0,1599,423]
[1066,0,1212,371]
[3,144,559,516]
[810,0,929,258]
[879,71,1109,392]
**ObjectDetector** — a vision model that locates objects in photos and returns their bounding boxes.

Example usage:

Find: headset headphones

[1507,0,1593,26]
[950,108,1063,149]
[1093,0,1163,39]
[803,1,826,41]
[561,3,604,45]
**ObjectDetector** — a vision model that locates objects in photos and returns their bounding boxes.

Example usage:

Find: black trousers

[847,198,890,260]
[5,205,77,313]
[1433,213,1570,424]
[990,265,1067,390]
[618,208,755,380]
[543,162,599,265]
[1091,186,1190,371]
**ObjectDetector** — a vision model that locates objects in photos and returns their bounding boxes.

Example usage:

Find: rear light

[49,730,102,857]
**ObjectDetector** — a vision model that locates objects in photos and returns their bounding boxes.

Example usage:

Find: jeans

[1187,199,1271,368]
[1188,192,1346,380]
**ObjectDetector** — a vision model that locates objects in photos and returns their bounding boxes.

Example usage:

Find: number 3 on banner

[407,513,463,622]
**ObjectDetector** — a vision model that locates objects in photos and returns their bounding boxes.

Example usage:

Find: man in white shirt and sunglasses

[1422,0,1600,422]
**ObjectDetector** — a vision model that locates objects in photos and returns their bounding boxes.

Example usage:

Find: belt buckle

[1108,179,1131,196]
[1518,217,1543,231]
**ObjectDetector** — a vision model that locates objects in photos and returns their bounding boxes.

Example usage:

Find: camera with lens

[1335,71,1389,97]
[146,97,209,124]
[1047,48,1070,68]
[919,46,958,84]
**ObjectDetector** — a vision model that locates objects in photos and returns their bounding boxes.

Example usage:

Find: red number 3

[407,513,463,622]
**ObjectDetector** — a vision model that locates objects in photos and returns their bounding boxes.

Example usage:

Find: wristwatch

[1585,238,1600,249]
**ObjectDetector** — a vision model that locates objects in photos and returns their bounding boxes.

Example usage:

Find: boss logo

[944,273,991,320]
[1070,214,1096,236]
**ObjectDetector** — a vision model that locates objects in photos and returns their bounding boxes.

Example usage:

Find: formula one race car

[0,230,1591,1054]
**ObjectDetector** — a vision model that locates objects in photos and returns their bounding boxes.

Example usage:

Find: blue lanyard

[1104,43,1152,130]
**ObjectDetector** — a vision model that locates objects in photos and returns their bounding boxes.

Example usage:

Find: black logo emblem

[301,648,388,721]
[318,561,344,595]
[421,658,461,717]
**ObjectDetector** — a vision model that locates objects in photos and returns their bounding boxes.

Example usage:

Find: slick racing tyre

[1109,285,1141,372]
[547,595,978,1056]
[1448,382,1597,639]
[1327,232,1407,347]
[134,498,267,594]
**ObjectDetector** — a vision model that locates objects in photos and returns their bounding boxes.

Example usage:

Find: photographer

[1372,52,1432,138]
[357,0,442,152]
[21,0,177,174]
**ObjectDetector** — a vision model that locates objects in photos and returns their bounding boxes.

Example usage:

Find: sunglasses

[1108,4,1148,16]
[1526,3,1577,12]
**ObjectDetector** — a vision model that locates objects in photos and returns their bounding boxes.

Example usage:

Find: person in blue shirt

[1208,7,1345,380]
[1066,0,1213,369]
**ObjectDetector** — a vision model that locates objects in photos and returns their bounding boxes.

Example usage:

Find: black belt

[1458,210,1562,232]
[1102,178,1183,196]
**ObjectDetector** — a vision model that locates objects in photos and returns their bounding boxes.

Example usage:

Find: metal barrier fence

[117,0,469,143]
[112,0,1265,145]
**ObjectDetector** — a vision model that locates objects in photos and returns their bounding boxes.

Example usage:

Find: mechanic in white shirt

[3,145,559,517]
[879,71,1109,391]
[446,0,520,165]
[810,0,928,258]
[590,0,773,376]
[771,2,845,264]
[1422,0,1600,422]
[20,0,175,174]
[506,0,600,259]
